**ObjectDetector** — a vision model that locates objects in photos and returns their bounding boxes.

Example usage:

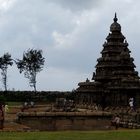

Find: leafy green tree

[16,49,45,92]
[0,53,13,91]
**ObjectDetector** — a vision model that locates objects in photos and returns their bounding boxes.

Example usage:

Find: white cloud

[0,0,140,91]
[47,0,105,11]
[0,0,16,11]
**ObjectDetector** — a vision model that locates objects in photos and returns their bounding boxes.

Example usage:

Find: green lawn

[6,102,22,106]
[0,130,140,140]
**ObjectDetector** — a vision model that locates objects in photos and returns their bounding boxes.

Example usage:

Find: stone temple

[76,13,140,108]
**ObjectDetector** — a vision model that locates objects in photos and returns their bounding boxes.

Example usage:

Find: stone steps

[0,121,31,132]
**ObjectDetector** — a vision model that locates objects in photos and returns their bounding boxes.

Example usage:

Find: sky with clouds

[0,0,140,91]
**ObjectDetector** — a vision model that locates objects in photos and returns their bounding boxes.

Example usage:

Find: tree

[16,49,45,92]
[0,53,13,91]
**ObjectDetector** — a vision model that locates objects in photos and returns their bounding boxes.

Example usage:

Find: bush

[0,91,73,103]
[0,95,6,104]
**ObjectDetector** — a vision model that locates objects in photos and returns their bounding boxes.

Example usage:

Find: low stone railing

[17,111,112,131]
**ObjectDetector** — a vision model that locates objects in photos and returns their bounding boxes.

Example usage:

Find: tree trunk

[33,72,37,93]
[1,69,7,92]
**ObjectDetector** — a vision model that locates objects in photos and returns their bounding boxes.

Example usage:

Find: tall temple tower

[76,14,140,107]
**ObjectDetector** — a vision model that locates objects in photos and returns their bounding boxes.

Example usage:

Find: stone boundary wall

[17,112,112,131]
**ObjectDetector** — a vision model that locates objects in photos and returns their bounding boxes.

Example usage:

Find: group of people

[111,97,135,130]
[21,101,35,112]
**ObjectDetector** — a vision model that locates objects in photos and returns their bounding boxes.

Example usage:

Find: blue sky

[0,0,140,91]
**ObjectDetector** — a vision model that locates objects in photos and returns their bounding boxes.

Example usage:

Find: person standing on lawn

[114,115,120,130]
[0,104,4,129]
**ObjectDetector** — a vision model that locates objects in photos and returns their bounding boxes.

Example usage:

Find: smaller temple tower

[76,14,140,108]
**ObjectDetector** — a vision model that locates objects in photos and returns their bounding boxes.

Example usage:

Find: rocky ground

[0,104,49,131]
[0,103,139,131]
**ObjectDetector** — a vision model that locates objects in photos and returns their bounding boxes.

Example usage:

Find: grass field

[1,130,140,140]
[7,102,22,106]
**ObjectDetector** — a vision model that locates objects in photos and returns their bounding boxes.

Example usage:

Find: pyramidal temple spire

[76,14,140,108]
[113,12,118,22]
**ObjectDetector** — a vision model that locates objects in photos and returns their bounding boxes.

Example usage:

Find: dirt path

[0,105,49,131]
[0,106,30,131]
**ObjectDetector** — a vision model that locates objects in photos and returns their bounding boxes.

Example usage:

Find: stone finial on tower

[114,13,118,22]
[110,12,121,32]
